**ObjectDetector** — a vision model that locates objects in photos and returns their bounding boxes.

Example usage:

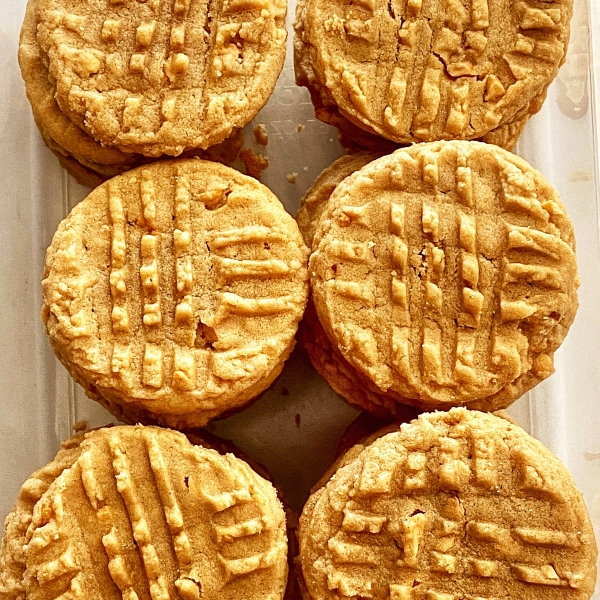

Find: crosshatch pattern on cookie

[42,160,309,427]
[309,142,578,409]
[20,427,288,600]
[298,410,597,600]
[34,0,287,155]
[296,0,572,143]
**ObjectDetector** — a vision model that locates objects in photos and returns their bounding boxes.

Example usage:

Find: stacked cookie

[297,409,598,600]
[5,0,597,597]
[19,0,287,186]
[297,142,579,416]
[42,159,309,429]
[0,425,290,599]
[294,0,571,150]
[292,140,598,595]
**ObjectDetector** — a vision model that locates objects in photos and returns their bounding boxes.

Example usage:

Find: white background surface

[0,0,598,596]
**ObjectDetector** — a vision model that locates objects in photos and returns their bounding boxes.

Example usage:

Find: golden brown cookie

[42,159,309,429]
[294,0,571,145]
[298,409,598,600]
[309,141,579,413]
[20,0,246,187]
[32,0,286,157]
[0,425,288,600]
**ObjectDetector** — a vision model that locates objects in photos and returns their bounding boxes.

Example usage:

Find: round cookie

[294,0,572,144]
[298,409,598,600]
[33,0,287,157]
[309,141,579,412]
[19,2,246,187]
[0,425,288,600]
[42,159,309,429]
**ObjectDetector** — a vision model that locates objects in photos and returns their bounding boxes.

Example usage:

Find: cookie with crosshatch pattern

[294,0,572,145]
[32,0,286,157]
[309,141,579,413]
[297,409,598,600]
[18,0,246,187]
[0,425,289,600]
[42,159,309,429]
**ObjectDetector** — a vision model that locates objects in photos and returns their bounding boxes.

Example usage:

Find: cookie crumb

[297,124,304,132]
[287,172,298,184]
[240,148,269,180]
[73,420,88,432]
[294,413,301,427]
[253,123,269,146]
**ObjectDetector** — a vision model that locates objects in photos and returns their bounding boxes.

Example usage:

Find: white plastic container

[0,1,598,595]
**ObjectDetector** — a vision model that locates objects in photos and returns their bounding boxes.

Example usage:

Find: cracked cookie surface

[33,0,287,156]
[294,0,572,144]
[298,409,597,600]
[0,425,288,600]
[309,141,579,411]
[42,159,309,429]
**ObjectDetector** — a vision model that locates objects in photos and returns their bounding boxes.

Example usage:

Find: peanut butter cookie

[0,425,288,600]
[19,0,246,186]
[32,0,287,157]
[298,409,598,600]
[309,141,579,412]
[42,159,309,429]
[294,0,572,145]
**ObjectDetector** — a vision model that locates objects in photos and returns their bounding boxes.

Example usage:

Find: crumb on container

[240,148,269,181]
[287,172,298,184]
[297,124,304,132]
[253,123,269,146]
[73,420,88,432]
